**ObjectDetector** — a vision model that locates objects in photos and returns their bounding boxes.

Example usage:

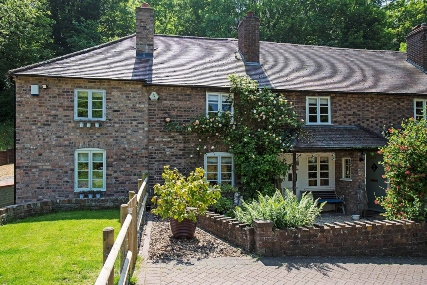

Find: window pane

[78,181,89,188]
[78,109,89,118]
[92,180,104,188]
[320,164,329,171]
[308,172,317,179]
[92,171,103,179]
[320,157,329,163]
[308,106,317,114]
[93,153,103,162]
[319,98,329,105]
[207,173,218,180]
[207,157,218,164]
[208,103,218,112]
[92,101,103,109]
[309,115,317,123]
[78,153,89,162]
[320,115,329,122]
[308,165,317,171]
[78,171,88,179]
[309,180,317,186]
[78,162,89,170]
[320,172,329,178]
[92,110,103,118]
[78,91,89,99]
[308,157,317,164]
[222,156,232,163]
[92,92,103,100]
[308,98,317,105]
[320,106,329,114]
[207,165,218,172]
[221,165,232,172]
[92,162,104,170]
[320,179,329,186]
[221,173,232,180]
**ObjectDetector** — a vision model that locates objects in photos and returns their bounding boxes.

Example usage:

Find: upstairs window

[306,97,330,124]
[204,152,234,185]
[74,89,106,121]
[75,149,106,192]
[414,99,427,121]
[206,92,233,117]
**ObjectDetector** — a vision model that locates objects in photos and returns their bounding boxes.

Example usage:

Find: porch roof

[292,125,387,151]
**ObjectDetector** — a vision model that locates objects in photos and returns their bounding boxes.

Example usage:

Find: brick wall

[0,197,127,225]
[198,212,427,257]
[406,24,427,71]
[15,77,148,202]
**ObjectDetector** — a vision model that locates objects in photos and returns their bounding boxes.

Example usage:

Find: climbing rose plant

[165,75,302,198]
[377,116,427,221]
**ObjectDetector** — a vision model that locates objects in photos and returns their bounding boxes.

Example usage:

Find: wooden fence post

[120,204,128,271]
[103,227,114,285]
[138,179,143,192]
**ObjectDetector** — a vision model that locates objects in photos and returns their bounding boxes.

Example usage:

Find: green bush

[234,189,325,229]
[151,166,221,222]
[377,116,427,221]
[212,196,235,217]
[0,120,13,150]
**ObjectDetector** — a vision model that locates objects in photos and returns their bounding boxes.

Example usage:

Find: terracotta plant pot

[170,218,197,239]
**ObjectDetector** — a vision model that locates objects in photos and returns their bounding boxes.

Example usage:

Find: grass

[0,210,122,285]
[0,121,13,150]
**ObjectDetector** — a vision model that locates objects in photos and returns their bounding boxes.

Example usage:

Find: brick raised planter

[198,212,427,257]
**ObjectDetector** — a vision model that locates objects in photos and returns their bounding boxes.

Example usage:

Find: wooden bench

[302,190,345,214]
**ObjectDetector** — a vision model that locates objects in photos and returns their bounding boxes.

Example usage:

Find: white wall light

[31,85,39,96]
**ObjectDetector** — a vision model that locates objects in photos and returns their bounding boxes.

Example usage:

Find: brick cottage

[8,4,427,215]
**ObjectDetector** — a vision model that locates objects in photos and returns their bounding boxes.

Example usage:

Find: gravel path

[0,164,14,183]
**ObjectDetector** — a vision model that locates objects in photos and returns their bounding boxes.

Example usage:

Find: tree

[384,0,427,51]
[377,116,427,221]
[0,0,54,122]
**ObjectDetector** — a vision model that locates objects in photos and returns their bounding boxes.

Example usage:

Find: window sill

[340,178,352,181]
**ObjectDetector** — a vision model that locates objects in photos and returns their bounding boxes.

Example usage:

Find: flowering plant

[376,116,427,221]
[164,75,302,198]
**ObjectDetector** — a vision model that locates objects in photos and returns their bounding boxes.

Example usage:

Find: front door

[366,152,386,211]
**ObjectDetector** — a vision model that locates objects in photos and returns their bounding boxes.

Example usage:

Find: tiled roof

[293,125,387,151]
[10,34,427,94]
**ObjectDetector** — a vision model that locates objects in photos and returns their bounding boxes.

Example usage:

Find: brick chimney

[238,12,260,64]
[406,23,427,72]
[136,3,154,58]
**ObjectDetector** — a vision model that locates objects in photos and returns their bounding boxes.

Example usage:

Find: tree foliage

[377,116,427,221]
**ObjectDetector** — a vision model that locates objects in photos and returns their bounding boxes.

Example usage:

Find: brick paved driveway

[138,255,427,284]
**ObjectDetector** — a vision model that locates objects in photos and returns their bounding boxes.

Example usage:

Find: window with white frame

[206,92,233,117]
[74,89,106,120]
[342,158,351,180]
[414,99,427,121]
[306,97,331,124]
[204,152,234,185]
[308,156,329,186]
[75,149,106,191]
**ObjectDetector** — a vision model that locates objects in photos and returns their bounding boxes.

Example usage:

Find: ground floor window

[342,158,351,180]
[308,155,330,187]
[75,148,106,191]
[204,152,234,185]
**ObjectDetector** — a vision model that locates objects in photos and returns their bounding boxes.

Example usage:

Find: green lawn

[0,121,13,151]
[0,210,122,285]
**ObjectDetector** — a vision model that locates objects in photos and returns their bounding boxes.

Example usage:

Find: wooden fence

[95,175,149,285]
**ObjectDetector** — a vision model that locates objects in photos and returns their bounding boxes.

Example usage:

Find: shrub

[234,189,325,229]
[151,166,221,222]
[377,116,427,221]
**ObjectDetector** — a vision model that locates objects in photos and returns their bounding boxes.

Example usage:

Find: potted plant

[151,166,220,238]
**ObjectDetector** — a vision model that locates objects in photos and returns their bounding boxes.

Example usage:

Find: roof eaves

[8,34,136,75]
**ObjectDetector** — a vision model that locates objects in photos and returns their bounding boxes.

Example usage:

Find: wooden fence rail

[95,174,148,285]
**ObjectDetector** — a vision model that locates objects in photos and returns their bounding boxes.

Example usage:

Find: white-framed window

[206,92,233,117]
[75,148,106,191]
[308,156,329,187]
[342,158,351,180]
[204,152,234,185]
[414,99,427,121]
[74,89,106,120]
[306,96,331,124]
